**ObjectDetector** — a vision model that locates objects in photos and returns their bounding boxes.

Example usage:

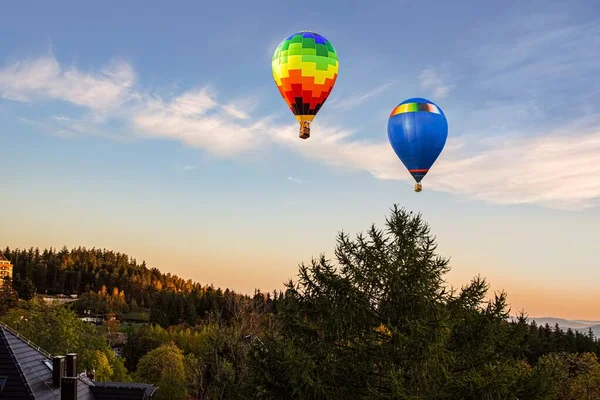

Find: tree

[122,324,163,372]
[251,205,535,399]
[84,350,113,381]
[0,278,18,316]
[12,276,37,300]
[184,353,205,399]
[535,352,600,400]
[136,342,187,400]
[0,299,131,382]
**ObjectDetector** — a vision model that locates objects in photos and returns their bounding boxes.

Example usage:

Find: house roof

[0,322,156,399]
[91,382,157,400]
[0,250,9,262]
[0,324,31,398]
[0,322,95,399]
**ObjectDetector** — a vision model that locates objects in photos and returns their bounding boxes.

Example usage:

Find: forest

[1,205,600,399]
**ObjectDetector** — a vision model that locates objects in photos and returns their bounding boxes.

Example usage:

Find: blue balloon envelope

[387,97,448,192]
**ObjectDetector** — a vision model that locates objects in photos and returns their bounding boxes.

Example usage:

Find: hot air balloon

[272,30,339,139]
[387,98,448,192]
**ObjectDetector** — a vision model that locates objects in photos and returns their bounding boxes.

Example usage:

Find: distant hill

[529,317,600,338]
[3,246,219,307]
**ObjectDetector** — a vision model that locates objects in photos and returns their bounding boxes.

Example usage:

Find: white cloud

[132,89,273,156]
[287,176,303,184]
[0,54,273,156]
[272,120,600,211]
[418,67,453,99]
[3,52,600,211]
[428,130,600,210]
[221,96,258,120]
[168,88,217,117]
[0,56,135,111]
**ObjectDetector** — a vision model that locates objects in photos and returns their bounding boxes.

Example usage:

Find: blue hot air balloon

[387,97,448,192]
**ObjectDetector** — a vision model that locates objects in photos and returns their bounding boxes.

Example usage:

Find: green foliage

[3,245,202,305]
[0,278,18,316]
[3,245,280,322]
[3,204,600,399]
[122,310,150,322]
[250,206,542,399]
[85,350,113,381]
[72,286,128,316]
[124,320,257,399]
[534,352,600,400]
[122,323,165,371]
[136,342,187,400]
[523,321,600,362]
[12,275,36,300]
[0,299,131,382]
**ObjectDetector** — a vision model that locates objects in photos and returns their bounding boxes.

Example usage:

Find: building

[0,251,12,289]
[39,294,79,305]
[0,321,158,399]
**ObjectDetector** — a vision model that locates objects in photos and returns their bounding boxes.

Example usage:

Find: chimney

[52,356,65,388]
[66,353,77,377]
[61,376,78,400]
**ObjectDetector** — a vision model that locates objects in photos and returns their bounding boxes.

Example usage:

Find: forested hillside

[4,245,280,325]
[5,245,204,303]
[2,206,600,399]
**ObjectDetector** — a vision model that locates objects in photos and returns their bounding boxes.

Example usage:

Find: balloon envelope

[272,30,339,139]
[387,98,448,184]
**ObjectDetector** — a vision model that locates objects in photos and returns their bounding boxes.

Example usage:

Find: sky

[1,0,599,319]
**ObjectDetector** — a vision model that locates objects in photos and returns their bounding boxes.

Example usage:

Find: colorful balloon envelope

[387,98,448,192]
[272,30,339,139]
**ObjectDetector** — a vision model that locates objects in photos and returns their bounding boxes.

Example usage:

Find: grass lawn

[122,310,150,322]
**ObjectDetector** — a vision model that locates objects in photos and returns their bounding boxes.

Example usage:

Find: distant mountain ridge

[528,317,600,338]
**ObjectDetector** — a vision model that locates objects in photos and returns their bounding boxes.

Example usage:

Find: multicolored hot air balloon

[387,98,448,192]
[272,30,339,139]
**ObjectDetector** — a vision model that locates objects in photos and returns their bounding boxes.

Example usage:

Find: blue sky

[1,0,599,318]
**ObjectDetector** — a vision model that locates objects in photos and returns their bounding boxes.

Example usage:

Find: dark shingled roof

[0,322,156,400]
[0,325,31,398]
[91,382,157,400]
[0,322,96,399]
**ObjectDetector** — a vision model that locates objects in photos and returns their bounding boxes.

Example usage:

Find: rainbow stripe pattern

[389,102,442,117]
[272,31,339,123]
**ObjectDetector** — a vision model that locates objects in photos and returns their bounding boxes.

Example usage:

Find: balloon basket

[414,183,422,192]
[299,121,311,139]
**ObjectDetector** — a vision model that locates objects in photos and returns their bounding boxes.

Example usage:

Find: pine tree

[251,205,531,399]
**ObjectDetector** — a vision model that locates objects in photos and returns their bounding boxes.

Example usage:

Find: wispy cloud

[0,54,274,156]
[2,48,600,211]
[132,89,274,156]
[418,67,453,99]
[272,118,600,211]
[287,176,303,184]
[0,55,135,112]
[221,96,258,120]
[176,164,197,171]
[331,81,397,110]
[464,15,600,119]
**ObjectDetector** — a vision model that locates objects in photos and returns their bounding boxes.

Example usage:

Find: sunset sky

[1,0,599,319]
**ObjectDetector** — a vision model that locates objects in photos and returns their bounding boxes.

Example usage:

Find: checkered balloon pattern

[272,31,339,123]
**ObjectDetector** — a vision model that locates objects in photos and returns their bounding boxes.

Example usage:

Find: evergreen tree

[12,275,37,300]
[251,206,535,399]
